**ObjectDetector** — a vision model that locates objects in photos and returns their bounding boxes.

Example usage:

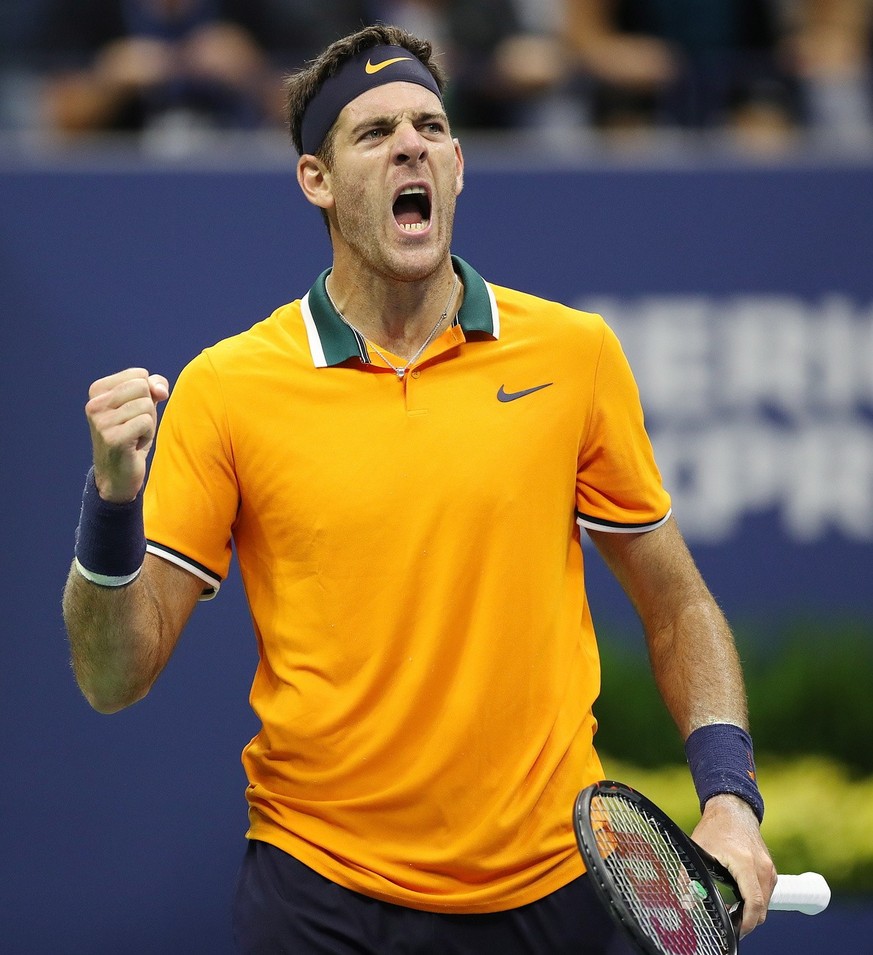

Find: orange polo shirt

[143,255,671,913]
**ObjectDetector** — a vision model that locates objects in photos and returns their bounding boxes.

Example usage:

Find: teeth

[396,186,430,231]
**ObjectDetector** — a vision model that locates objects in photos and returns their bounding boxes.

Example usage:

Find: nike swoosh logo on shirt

[497,383,554,402]
[365,56,413,74]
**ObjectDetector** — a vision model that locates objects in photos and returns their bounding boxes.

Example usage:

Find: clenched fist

[85,368,169,503]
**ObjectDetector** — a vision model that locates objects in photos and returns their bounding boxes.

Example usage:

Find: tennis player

[63,23,776,954]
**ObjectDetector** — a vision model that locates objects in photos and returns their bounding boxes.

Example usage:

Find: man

[63,23,776,954]
[34,0,375,136]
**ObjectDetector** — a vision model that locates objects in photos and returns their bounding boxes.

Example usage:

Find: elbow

[85,694,136,715]
[78,677,151,714]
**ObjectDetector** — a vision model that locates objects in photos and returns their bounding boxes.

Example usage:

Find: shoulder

[166,301,307,410]
[488,280,609,344]
[196,300,307,371]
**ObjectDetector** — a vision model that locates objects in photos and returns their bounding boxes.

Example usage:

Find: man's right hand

[85,368,169,503]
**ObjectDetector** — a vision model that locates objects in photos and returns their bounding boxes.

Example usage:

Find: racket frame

[573,780,739,955]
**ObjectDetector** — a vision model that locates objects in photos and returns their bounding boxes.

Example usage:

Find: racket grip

[770,872,831,915]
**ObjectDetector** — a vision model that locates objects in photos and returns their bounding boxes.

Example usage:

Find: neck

[325,263,460,359]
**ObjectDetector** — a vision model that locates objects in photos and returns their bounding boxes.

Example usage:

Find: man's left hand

[690,793,777,937]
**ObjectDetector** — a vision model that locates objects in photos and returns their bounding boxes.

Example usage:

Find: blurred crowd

[0,0,871,151]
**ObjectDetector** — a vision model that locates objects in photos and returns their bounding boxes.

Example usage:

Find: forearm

[42,73,130,132]
[590,520,749,738]
[62,562,164,713]
[65,370,199,711]
[599,522,765,825]
[592,521,748,736]
[564,0,615,51]
[644,591,749,739]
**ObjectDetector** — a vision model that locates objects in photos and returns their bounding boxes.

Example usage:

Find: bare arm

[563,0,677,90]
[63,367,200,712]
[42,37,177,132]
[589,517,776,935]
[43,26,279,133]
[790,0,872,76]
[63,553,202,713]
[589,517,747,735]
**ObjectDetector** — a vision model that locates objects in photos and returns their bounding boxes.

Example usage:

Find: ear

[297,155,335,210]
[453,138,464,197]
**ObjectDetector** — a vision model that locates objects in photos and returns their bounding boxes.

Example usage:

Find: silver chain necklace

[326,274,459,379]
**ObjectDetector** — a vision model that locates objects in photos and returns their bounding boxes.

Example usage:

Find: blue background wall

[2,146,871,952]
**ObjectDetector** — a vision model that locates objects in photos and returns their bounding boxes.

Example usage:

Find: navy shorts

[232,840,636,954]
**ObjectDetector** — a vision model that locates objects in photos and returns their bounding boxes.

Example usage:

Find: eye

[360,126,388,142]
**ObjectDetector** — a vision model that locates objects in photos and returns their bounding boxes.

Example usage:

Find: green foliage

[593,621,873,893]
[599,756,873,894]
[741,621,873,776]
[594,621,873,774]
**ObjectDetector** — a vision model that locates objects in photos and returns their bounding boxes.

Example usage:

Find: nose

[392,122,428,165]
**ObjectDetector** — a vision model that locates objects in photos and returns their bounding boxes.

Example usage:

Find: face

[299,82,464,283]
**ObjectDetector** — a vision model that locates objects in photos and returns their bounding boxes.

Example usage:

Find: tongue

[393,196,425,226]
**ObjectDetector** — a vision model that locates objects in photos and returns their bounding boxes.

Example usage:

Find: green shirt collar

[301,255,499,368]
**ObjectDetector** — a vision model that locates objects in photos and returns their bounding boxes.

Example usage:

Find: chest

[227,346,586,546]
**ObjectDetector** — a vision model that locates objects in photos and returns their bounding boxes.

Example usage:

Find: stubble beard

[334,184,457,286]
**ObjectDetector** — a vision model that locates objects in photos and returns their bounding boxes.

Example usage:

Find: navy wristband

[685,722,765,822]
[74,467,146,586]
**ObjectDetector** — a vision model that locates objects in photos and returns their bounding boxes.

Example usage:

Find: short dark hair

[284,24,448,163]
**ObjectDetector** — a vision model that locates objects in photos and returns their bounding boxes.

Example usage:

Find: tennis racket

[573,780,830,955]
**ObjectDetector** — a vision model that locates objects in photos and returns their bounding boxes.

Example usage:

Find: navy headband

[301,45,443,155]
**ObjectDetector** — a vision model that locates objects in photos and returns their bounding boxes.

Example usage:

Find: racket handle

[770,872,831,915]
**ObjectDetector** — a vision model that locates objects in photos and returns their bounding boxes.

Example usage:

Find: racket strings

[592,795,730,955]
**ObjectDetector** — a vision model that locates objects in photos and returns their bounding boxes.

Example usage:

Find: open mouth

[392,186,431,232]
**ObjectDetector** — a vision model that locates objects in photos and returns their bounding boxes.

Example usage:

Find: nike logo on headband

[365,56,413,74]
